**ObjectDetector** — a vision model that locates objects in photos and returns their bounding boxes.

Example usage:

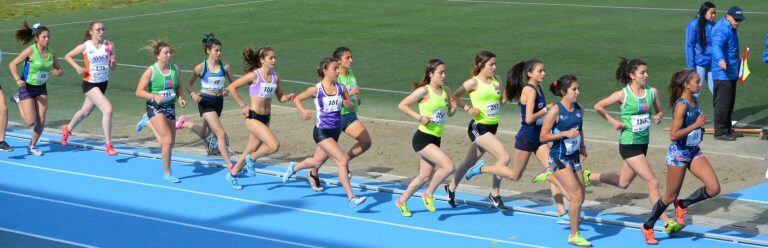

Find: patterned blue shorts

[665,143,703,167]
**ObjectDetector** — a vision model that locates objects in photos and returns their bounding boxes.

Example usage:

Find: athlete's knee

[265,140,280,154]
[160,134,173,147]
[707,184,721,196]
[646,177,660,190]
[359,137,372,151]
[496,152,510,166]
[443,161,455,174]
[23,119,37,127]
[617,181,631,190]
[102,105,113,117]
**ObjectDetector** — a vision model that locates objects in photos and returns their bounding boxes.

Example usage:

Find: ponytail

[15,21,47,46]
[202,33,222,54]
[668,69,696,108]
[549,75,579,97]
[242,47,273,73]
[505,59,542,102]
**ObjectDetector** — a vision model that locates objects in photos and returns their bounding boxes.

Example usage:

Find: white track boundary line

[0,159,546,248]
[721,195,768,205]
[0,0,273,33]
[0,226,96,248]
[1,0,70,7]
[1,51,764,161]
[0,190,320,248]
[447,0,768,15]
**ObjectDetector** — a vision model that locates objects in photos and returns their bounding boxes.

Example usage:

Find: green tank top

[418,85,448,137]
[147,63,179,107]
[619,85,654,144]
[338,69,358,115]
[24,44,54,86]
[468,76,501,125]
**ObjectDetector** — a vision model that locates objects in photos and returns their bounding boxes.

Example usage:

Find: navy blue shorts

[146,104,176,120]
[18,83,47,101]
[515,136,544,152]
[313,126,341,143]
[341,112,359,131]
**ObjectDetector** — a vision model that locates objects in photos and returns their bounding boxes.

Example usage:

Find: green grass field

[0,0,767,134]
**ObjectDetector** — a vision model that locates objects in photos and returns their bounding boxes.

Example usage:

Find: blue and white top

[673,98,703,148]
[549,103,583,161]
[200,59,226,91]
[516,83,547,143]
[313,81,344,129]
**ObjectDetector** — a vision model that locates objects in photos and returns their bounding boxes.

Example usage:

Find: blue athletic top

[673,98,703,148]
[200,59,227,91]
[516,83,546,143]
[549,103,583,161]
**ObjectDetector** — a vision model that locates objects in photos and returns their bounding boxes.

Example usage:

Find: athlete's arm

[227,72,257,116]
[452,78,479,116]
[521,87,540,124]
[293,86,317,120]
[136,67,163,104]
[174,64,186,107]
[594,90,625,131]
[9,47,32,87]
[445,86,457,116]
[651,87,664,124]
[276,78,295,103]
[64,43,86,75]
[51,51,62,77]
[186,63,203,102]
[539,104,562,142]
[398,86,429,124]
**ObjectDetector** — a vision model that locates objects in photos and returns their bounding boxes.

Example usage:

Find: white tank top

[82,40,112,83]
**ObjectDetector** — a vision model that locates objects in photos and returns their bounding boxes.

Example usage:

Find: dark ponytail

[615,57,647,85]
[242,47,273,73]
[550,75,579,97]
[15,21,47,46]
[697,2,716,49]
[413,59,445,91]
[505,59,543,102]
[668,69,696,108]
[202,33,222,54]
[470,51,495,76]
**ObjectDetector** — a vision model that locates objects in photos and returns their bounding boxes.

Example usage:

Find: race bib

[431,109,447,125]
[258,83,276,98]
[158,89,176,104]
[204,76,225,91]
[631,114,650,132]
[322,95,341,112]
[37,71,50,83]
[486,102,500,117]
[564,136,581,155]
[685,128,703,146]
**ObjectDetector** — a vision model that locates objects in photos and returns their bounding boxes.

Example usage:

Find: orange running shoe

[673,199,688,226]
[61,126,71,146]
[641,226,658,245]
[105,143,117,156]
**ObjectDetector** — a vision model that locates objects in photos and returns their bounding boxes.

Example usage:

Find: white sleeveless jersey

[82,40,112,83]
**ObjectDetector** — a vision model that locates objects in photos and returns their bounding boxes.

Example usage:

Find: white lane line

[446,0,768,15]
[720,195,768,205]
[0,0,273,33]
[1,0,70,7]
[0,190,321,248]
[0,159,546,248]
[0,226,96,248]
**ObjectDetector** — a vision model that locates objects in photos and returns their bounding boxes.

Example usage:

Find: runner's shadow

[356,192,391,214]
[436,204,506,221]
[732,103,768,127]
[685,194,764,238]
[179,165,224,180]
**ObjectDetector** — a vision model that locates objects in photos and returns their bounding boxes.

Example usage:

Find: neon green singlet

[468,76,501,125]
[418,85,448,137]
[147,63,179,107]
[338,69,358,115]
[619,84,654,144]
[24,44,54,86]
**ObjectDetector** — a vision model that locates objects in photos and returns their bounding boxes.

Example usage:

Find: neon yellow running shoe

[422,193,436,213]
[664,219,683,234]
[533,171,553,184]
[567,232,592,247]
[582,168,592,187]
[396,199,412,217]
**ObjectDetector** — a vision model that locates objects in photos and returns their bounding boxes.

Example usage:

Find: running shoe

[105,143,117,156]
[422,193,436,213]
[245,154,257,177]
[225,172,243,190]
[664,220,683,234]
[582,168,592,186]
[557,212,570,225]
[568,232,593,247]
[282,162,295,183]
[488,194,508,210]
[163,174,180,183]
[175,115,187,130]
[444,184,457,208]
[27,146,42,156]
[10,93,19,104]
[136,114,149,132]
[640,226,658,245]
[533,171,553,184]
[673,199,688,226]
[61,125,71,146]
[308,172,324,192]
[465,160,486,181]
[349,196,367,208]
[395,199,412,217]
[0,141,13,152]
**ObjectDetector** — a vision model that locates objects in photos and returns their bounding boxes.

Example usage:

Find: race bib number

[431,109,447,125]
[158,89,176,104]
[91,65,108,82]
[564,136,581,155]
[37,71,50,83]
[322,96,341,112]
[486,102,500,117]
[258,83,276,98]
[631,114,650,132]
[685,128,703,146]
[204,76,225,91]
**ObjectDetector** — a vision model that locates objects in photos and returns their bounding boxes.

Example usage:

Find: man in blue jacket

[710,6,745,141]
